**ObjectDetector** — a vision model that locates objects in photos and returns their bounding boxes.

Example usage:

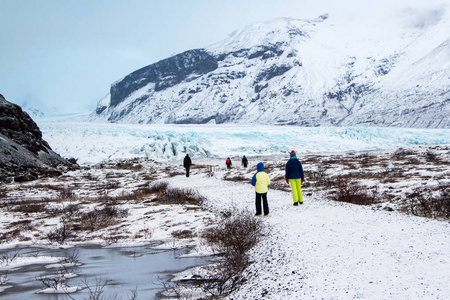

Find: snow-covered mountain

[91,11,450,128]
[20,101,61,120]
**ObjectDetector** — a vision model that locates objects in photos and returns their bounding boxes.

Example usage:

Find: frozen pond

[0,244,210,299]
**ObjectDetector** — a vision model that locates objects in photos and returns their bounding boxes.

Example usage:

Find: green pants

[289,179,303,203]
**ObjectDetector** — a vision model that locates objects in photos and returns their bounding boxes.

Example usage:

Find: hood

[288,158,300,166]
[257,162,264,172]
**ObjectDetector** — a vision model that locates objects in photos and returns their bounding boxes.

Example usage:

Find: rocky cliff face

[0,94,78,183]
[91,13,450,128]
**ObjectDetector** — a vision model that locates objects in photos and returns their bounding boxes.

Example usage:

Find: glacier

[39,122,450,165]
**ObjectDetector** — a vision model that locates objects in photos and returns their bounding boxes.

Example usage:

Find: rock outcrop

[0,94,78,183]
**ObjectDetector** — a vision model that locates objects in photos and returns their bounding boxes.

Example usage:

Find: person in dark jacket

[242,155,248,168]
[183,154,192,177]
[226,157,232,169]
[285,150,305,206]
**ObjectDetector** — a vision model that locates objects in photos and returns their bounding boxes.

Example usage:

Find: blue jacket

[285,156,304,180]
[252,162,270,193]
[251,162,264,186]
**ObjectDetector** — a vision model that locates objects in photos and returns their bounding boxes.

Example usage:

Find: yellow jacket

[255,171,270,193]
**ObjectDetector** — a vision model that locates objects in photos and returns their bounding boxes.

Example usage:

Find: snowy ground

[0,144,449,298]
[165,146,449,299]
[169,175,449,299]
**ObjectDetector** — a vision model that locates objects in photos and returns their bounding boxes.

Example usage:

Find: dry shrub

[268,176,291,192]
[171,229,195,239]
[200,211,263,296]
[113,160,143,171]
[0,198,20,210]
[407,157,421,165]
[139,172,158,181]
[61,203,81,218]
[56,188,77,201]
[0,188,7,199]
[47,224,73,244]
[404,182,449,219]
[82,172,98,181]
[424,150,439,163]
[202,212,262,254]
[11,203,46,213]
[88,184,162,203]
[148,181,169,194]
[0,229,22,242]
[223,175,249,182]
[168,170,185,177]
[29,183,66,192]
[7,219,34,231]
[48,202,82,220]
[330,180,379,205]
[392,148,416,160]
[306,165,333,188]
[127,187,156,200]
[156,187,205,206]
[71,204,129,232]
[103,180,121,189]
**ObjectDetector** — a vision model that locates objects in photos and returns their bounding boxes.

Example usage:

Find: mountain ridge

[91,13,449,128]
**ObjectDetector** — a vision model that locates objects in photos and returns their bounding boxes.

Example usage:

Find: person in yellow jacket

[251,162,271,216]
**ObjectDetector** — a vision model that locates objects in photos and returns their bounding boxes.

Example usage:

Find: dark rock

[14,172,38,183]
[255,83,269,93]
[248,44,284,60]
[109,49,218,108]
[254,64,292,84]
[68,158,78,165]
[0,94,79,183]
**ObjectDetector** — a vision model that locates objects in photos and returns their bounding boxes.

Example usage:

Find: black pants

[185,166,190,177]
[255,192,269,215]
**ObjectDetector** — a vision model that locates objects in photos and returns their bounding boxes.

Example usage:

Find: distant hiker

[184,154,192,177]
[251,162,271,216]
[285,150,305,206]
[242,155,248,168]
[226,157,232,169]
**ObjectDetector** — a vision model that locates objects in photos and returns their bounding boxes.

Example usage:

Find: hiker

[251,162,271,216]
[183,154,192,177]
[241,155,248,168]
[285,150,305,206]
[226,157,232,169]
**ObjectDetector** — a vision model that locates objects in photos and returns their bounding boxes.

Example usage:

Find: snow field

[1,142,449,298]
[167,168,450,299]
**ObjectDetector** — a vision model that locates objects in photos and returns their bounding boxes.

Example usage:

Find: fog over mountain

[91,11,449,128]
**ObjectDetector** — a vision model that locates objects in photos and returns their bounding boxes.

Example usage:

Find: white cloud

[401,7,447,28]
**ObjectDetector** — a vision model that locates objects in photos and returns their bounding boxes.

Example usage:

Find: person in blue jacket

[251,162,271,216]
[285,150,305,206]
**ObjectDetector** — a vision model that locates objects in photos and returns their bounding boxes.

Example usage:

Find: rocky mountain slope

[0,94,78,183]
[91,12,449,128]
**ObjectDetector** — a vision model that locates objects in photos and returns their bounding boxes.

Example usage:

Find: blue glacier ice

[39,122,450,165]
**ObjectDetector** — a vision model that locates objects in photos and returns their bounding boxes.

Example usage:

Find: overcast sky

[0,0,447,114]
